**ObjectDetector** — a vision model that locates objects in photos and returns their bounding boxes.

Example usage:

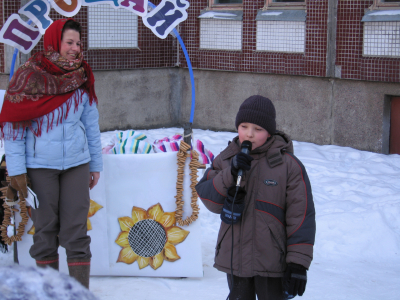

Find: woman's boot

[36,255,59,270]
[67,258,90,289]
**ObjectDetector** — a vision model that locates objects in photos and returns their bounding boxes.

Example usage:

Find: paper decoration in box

[102,130,154,155]
[153,134,215,165]
[17,152,203,277]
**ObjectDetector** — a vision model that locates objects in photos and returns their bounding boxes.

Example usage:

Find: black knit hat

[235,95,276,134]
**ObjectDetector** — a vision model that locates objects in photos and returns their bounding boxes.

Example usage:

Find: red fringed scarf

[0,18,97,138]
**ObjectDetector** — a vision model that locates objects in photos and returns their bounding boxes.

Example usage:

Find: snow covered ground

[1,127,400,300]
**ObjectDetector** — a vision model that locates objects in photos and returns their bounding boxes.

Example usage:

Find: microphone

[236,140,252,188]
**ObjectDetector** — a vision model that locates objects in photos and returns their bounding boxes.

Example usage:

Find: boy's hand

[231,152,254,177]
[283,263,307,297]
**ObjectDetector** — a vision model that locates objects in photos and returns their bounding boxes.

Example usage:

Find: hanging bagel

[174,140,205,226]
[0,165,29,246]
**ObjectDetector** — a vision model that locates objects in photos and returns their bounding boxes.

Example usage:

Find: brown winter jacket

[195,132,315,278]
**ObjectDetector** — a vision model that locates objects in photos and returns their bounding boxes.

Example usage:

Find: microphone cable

[226,187,239,300]
[226,141,251,300]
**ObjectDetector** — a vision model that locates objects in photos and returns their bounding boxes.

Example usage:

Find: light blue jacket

[4,90,103,176]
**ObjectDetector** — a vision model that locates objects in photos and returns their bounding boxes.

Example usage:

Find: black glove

[283,263,307,298]
[220,186,246,224]
[231,152,254,178]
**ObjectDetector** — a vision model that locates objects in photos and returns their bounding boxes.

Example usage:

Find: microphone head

[241,140,252,152]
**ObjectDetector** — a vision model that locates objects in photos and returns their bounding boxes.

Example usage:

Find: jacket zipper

[62,125,65,169]
[237,160,257,276]
[33,136,36,157]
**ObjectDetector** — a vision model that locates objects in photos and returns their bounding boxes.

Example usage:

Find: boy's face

[238,122,271,150]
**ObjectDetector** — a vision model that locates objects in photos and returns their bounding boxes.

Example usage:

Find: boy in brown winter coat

[195,95,316,300]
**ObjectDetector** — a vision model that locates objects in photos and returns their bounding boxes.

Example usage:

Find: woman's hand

[89,172,100,190]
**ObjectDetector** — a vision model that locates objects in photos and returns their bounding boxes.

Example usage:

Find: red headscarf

[0,19,97,137]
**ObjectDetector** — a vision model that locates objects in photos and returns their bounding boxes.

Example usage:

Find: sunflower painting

[115,203,189,270]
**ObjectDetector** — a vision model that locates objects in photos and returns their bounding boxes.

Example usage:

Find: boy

[196,95,316,299]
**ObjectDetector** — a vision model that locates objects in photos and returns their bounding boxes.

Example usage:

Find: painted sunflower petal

[87,218,92,231]
[27,225,35,235]
[164,242,180,262]
[131,206,148,224]
[115,231,130,248]
[167,226,189,245]
[147,203,164,222]
[137,256,150,269]
[88,199,103,218]
[117,247,138,264]
[118,217,135,232]
[150,252,164,270]
[160,212,176,228]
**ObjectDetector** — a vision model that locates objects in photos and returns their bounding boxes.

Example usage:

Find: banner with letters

[0,0,190,53]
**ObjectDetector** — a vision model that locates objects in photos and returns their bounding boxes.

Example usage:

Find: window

[88,5,138,49]
[199,19,242,50]
[256,10,306,53]
[209,0,242,10]
[264,0,306,10]
[363,21,400,57]
[214,0,242,3]
[201,0,243,50]
[370,0,400,10]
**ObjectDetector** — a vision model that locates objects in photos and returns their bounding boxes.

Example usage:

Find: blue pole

[174,29,195,124]
[9,20,33,81]
[148,2,196,124]
[9,48,19,81]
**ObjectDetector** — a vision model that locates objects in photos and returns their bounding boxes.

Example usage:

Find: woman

[0,19,102,289]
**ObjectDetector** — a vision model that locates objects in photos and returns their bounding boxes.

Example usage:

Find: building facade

[1,0,400,153]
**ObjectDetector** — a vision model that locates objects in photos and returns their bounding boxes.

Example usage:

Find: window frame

[264,0,306,10]
[208,0,243,10]
[370,0,400,10]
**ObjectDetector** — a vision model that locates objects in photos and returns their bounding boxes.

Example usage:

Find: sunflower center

[128,219,167,257]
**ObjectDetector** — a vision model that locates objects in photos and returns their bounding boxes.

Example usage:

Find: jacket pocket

[254,209,287,273]
[79,125,88,153]
[269,223,286,265]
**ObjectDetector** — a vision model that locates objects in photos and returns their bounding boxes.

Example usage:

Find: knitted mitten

[7,174,29,201]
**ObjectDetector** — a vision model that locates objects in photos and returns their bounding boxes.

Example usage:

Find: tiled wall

[1,0,400,83]
[0,1,3,74]
[336,0,400,82]
[179,0,328,76]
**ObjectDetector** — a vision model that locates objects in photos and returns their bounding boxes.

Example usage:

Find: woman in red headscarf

[0,19,102,289]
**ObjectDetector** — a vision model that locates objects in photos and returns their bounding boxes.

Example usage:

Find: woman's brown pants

[28,163,91,288]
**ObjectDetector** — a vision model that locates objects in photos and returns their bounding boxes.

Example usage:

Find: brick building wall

[179,0,329,76]
[1,1,399,82]
[1,1,400,153]
[336,0,400,82]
